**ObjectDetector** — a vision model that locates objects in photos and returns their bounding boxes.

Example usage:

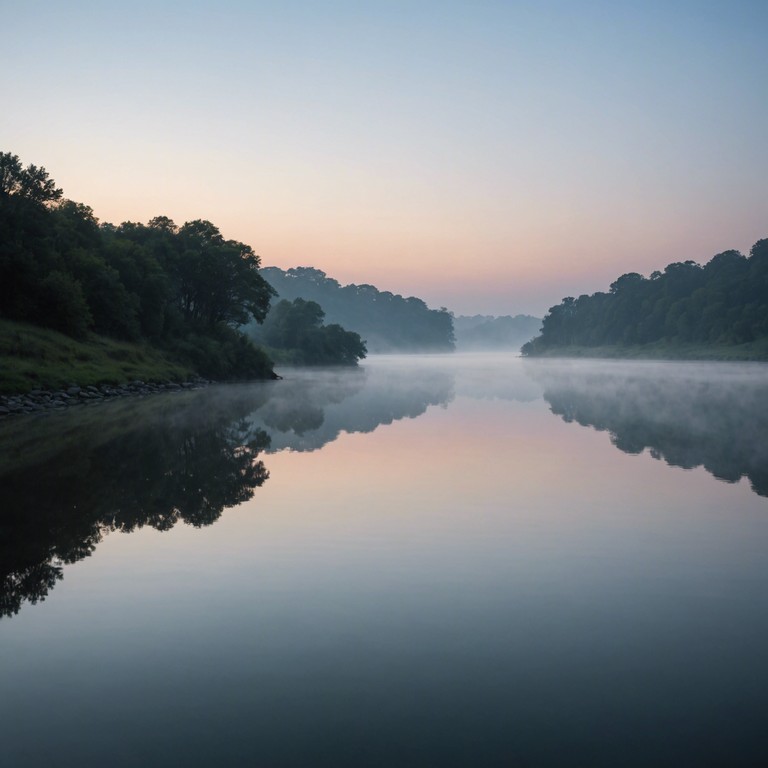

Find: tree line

[249,297,367,365]
[523,239,768,356]
[258,266,455,352]
[1,151,443,377]
[0,151,278,378]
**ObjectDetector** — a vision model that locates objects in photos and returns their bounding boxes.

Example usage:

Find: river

[1,354,767,766]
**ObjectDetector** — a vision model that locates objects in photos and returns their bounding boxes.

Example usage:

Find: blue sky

[3,0,767,314]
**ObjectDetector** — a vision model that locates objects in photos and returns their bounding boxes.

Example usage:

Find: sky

[3,0,767,316]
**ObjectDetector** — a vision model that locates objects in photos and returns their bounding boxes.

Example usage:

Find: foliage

[258,266,454,352]
[523,241,768,358]
[166,324,276,379]
[0,151,63,204]
[0,151,276,383]
[250,298,367,365]
[39,270,93,339]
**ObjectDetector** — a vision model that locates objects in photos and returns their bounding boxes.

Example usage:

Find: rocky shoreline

[0,379,211,418]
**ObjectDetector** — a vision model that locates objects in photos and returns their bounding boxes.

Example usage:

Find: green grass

[525,339,768,361]
[0,319,193,394]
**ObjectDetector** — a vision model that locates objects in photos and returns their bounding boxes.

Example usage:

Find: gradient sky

[3,0,767,315]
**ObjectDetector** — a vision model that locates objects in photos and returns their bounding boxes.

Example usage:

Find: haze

[3,0,766,315]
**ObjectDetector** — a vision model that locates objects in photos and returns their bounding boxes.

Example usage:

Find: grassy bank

[0,319,193,394]
[523,339,768,362]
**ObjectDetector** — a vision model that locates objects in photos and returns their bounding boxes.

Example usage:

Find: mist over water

[1,354,767,767]
[529,358,768,497]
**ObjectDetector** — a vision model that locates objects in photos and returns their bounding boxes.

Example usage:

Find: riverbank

[0,378,212,418]
[522,339,768,361]
[0,319,195,394]
[0,318,281,402]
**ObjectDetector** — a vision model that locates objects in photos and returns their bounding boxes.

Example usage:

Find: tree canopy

[523,240,768,356]
[258,266,455,352]
[0,151,276,380]
[251,297,367,365]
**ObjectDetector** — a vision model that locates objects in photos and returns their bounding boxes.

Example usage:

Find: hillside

[0,151,276,391]
[259,266,455,353]
[0,319,193,394]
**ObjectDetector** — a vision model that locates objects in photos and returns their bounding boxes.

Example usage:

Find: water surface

[1,355,767,766]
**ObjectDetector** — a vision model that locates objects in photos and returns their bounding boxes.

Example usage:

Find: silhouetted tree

[0,150,276,380]
[523,241,768,356]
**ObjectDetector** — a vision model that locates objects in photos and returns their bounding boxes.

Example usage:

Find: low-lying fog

[2,353,766,617]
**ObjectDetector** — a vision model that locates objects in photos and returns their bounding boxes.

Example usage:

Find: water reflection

[0,390,271,617]
[529,360,768,497]
[255,364,454,451]
[0,365,455,617]
[3,357,767,618]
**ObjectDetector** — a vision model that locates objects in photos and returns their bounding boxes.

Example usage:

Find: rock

[67,386,81,395]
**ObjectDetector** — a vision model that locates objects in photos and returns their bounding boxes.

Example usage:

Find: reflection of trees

[1,365,456,617]
[257,368,364,439]
[533,362,768,497]
[0,391,271,617]
[253,365,454,452]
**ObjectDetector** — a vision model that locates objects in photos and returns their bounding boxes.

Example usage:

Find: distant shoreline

[522,341,768,362]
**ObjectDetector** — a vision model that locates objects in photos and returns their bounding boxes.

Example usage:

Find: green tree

[256,298,367,365]
[175,220,275,328]
[39,270,92,338]
[258,266,454,352]
[0,152,62,205]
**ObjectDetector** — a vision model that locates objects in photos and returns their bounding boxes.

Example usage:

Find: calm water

[1,355,767,767]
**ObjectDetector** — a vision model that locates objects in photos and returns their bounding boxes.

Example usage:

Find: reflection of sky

[3,357,768,764]
[3,359,768,765]
[4,2,767,315]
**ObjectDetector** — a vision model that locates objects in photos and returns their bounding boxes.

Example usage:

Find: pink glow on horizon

[5,2,766,317]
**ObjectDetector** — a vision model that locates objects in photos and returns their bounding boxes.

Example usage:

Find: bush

[166,325,275,380]
[39,271,92,339]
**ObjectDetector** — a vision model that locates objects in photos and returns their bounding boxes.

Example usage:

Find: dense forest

[0,152,278,380]
[258,266,455,352]
[454,314,541,351]
[523,240,768,358]
[248,298,367,365]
